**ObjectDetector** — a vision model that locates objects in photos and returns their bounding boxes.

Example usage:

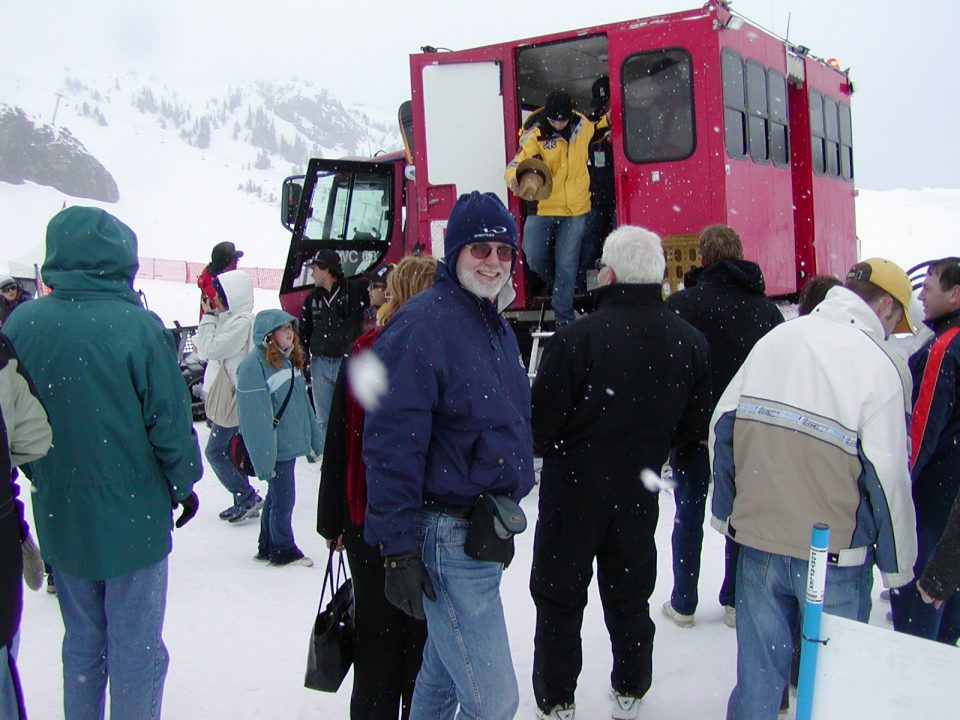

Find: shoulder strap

[911,327,960,465]
[272,365,297,427]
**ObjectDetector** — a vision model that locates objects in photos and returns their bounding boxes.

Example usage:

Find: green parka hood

[43,206,140,301]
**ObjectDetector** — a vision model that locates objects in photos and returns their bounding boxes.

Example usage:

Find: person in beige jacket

[709,258,918,720]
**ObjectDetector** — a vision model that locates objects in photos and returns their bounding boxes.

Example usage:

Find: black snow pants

[344,524,427,720]
[530,463,659,711]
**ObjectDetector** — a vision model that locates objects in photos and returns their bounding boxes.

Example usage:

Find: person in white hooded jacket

[194,269,261,522]
[709,259,917,720]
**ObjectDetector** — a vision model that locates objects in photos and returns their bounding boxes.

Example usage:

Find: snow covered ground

[16,420,899,719]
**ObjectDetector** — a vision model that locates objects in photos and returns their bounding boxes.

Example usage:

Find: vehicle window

[824,96,840,178]
[721,49,746,159]
[768,69,789,167]
[809,90,825,175]
[746,60,769,163]
[839,102,854,181]
[302,172,391,244]
[291,166,392,288]
[622,49,695,163]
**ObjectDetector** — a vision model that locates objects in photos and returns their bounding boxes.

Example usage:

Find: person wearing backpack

[236,310,321,567]
[194,270,262,523]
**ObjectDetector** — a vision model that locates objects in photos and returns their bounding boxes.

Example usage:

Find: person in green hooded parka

[2,206,202,720]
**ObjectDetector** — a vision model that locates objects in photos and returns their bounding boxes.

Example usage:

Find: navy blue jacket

[910,309,960,525]
[362,263,535,555]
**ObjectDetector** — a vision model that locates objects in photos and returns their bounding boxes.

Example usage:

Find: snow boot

[662,601,695,628]
[610,689,641,720]
[536,702,575,720]
[228,494,263,524]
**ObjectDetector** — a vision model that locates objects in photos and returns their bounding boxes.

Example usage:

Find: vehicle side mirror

[281,177,304,231]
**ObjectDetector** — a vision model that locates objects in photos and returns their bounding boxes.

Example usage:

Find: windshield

[304,170,391,243]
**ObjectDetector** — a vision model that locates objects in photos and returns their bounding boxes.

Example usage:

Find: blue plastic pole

[796,522,830,720]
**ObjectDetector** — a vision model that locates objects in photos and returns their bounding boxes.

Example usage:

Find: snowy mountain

[0,70,401,268]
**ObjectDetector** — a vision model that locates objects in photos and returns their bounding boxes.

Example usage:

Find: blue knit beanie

[443,192,518,267]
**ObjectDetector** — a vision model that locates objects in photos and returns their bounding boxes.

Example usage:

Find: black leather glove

[173,491,200,528]
[384,551,436,620]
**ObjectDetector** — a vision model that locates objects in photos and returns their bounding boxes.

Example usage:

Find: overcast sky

[2,0,957,190]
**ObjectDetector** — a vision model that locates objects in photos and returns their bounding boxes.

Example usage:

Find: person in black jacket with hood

[660,224,784,630]
[530,225,711,720]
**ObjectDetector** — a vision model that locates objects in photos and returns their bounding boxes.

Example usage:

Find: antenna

[785,12,792,43]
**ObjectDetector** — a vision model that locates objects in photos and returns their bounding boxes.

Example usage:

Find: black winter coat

[532,283,712,478]
[299,278,369,358]
[909,310,960,520]
[666,259,783,408]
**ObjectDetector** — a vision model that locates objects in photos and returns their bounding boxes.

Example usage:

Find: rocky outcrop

[0,104,119,202]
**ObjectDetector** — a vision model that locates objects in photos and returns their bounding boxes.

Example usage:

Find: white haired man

[530,226,712,719]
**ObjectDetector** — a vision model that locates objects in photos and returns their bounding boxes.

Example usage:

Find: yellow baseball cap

[846,258,916,334]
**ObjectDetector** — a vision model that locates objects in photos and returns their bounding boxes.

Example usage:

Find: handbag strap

[272,366,297,428]
[316,547,350,614]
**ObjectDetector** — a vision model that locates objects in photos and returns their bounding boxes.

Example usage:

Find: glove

[384,551,436,620]
[22,532,45,591]
[173,491,200,528]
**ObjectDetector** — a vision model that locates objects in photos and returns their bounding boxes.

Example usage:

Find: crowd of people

[1,193,958,720]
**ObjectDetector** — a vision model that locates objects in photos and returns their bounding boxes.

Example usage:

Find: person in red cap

[197,242,244,317]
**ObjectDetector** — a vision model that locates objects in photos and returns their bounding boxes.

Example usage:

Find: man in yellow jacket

[505,91,603,326]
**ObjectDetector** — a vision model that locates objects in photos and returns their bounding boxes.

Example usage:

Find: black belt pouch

[464,493,527,567]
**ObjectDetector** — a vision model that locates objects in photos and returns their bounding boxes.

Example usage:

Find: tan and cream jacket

[709,287,917,589]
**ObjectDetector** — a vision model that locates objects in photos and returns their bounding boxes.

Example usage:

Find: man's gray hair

[601,226,665,284]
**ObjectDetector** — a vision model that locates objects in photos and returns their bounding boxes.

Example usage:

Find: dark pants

[669,444,738,614]
[891,483,960,644]
[530,465,659,711]
[344,526,426,720]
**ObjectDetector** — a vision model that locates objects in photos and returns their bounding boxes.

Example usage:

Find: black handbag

[304,549,355,692]
[464,493,527,567]
[230,366,295,477]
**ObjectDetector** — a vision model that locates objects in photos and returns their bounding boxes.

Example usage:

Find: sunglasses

[468,243,517,262]
[1,284,17,293]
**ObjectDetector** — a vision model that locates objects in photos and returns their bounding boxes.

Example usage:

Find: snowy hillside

[0,68,400,269]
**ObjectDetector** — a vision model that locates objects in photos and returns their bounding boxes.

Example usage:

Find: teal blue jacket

[2,207,202,580]
[236,309,320,480]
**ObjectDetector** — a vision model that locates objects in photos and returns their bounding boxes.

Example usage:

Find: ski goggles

[467,243,517,262]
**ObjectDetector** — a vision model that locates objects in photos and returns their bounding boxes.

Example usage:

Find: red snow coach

[278,0,856,333]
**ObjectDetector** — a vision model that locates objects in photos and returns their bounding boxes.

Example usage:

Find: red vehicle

[279,1,856,327]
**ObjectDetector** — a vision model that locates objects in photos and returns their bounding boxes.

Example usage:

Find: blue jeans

[727,546,868,720]
[310,355,343,455]
[522,214,587,325]
[669,444,737,614]
[258,459,300,562]
[55,559,169,720]
[205,423,256,508]
[410,510,519,720]
[1,633,22,720]
[891,516,960,644]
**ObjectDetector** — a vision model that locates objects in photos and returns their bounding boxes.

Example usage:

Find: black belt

[422,499,474,519]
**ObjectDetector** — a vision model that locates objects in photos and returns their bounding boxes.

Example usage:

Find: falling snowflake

[347,349,388,411]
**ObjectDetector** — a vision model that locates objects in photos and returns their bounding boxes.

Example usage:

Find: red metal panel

[605,10,720,246]
[804,60,857,281]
